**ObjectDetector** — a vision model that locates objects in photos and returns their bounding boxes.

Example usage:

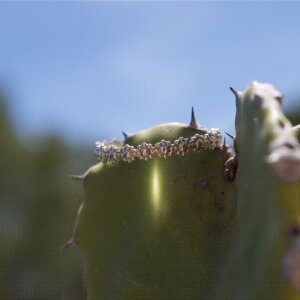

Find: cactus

[216,82,300,299]
[67,82,300,299]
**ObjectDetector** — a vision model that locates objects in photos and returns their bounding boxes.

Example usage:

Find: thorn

[225,132,235,140]
[70,174,85,181]
[292,125,300,131]
[60,236,78,250]
[229,86,240,98]
[122,131,129,141]
[189,107,197,128]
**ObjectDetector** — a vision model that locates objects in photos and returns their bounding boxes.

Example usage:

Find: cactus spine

[69,82,300,299]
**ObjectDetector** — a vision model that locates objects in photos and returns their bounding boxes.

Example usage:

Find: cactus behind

[216,82,300,299]
[68,82,300,299]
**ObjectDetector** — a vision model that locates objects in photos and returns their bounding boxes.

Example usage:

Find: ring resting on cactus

[67,81,300,300]
[94,128,222,163]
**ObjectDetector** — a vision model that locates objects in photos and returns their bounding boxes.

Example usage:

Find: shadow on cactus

[66,82,300,300]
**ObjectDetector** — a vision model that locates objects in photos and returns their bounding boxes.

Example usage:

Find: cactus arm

[217,82,300,299]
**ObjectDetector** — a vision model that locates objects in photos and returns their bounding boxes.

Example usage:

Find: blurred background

[0,2,300,299]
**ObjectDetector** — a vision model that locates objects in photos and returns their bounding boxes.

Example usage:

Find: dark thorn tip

[225,132,235,140]
[229,86,240,98]
[122,131,129,140]
[223,137,226,146]
[189,107,197,128]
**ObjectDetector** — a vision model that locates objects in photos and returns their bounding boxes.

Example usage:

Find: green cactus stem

[70,112,236,299]
[216,82,300,299]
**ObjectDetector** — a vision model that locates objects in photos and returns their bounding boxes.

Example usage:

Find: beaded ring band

[94,128,222,163]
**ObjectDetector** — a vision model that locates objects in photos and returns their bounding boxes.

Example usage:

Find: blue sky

[1,2,300,145]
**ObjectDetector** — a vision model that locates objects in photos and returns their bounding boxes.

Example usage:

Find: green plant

[67,82,300,299]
